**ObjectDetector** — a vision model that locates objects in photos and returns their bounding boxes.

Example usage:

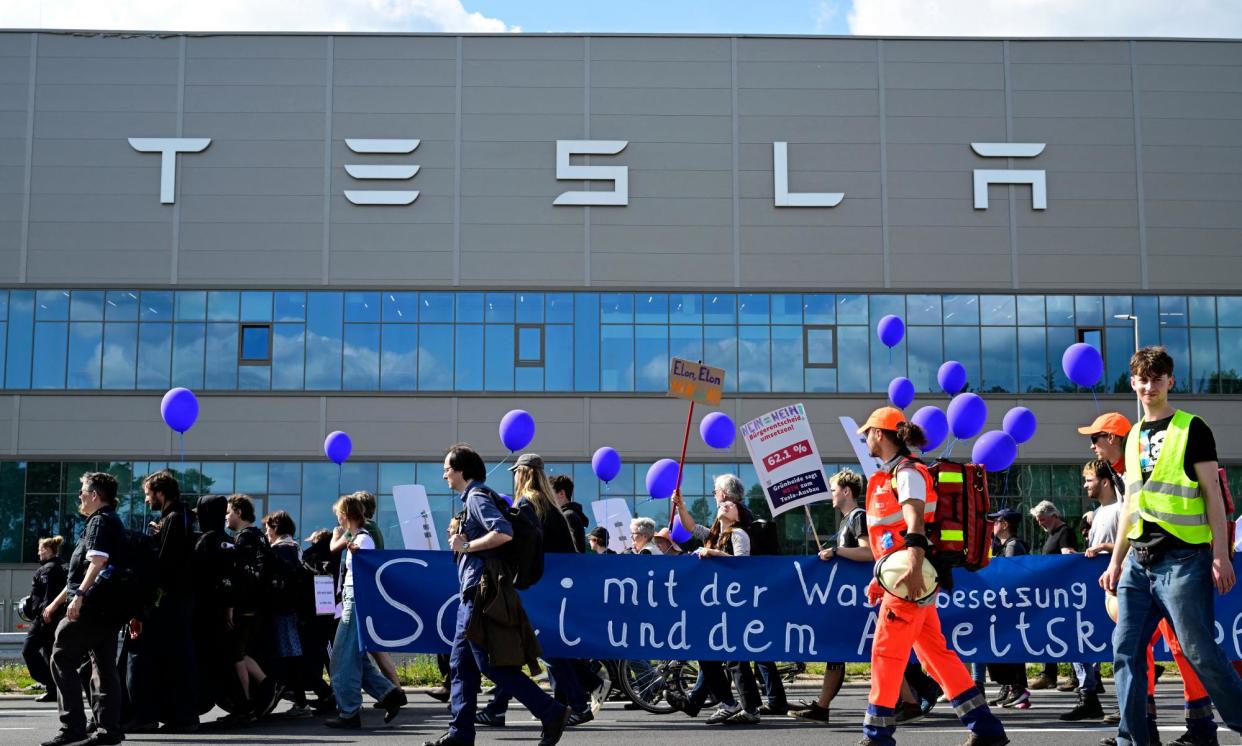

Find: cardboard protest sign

[591,497,635,554]
[393,484,440,551]
[313,575,336,616]
[668,357,725,405]
[741,403,830,517]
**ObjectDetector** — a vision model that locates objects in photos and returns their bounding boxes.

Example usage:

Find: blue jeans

[450,593,564,741]
[752,661,788,707]
[1072,661,1101,693]
[486,657,589,715]
[1113,547,1242,746]
[330,587,397,718]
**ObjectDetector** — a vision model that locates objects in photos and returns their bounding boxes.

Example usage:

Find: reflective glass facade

[4,290,1242,394]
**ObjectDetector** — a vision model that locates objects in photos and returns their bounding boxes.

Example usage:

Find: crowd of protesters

[22,345,1242,746]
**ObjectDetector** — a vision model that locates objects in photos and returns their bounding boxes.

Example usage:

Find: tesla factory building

[1,30,1240,623]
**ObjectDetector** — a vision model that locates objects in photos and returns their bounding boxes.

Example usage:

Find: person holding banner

[856,406,1008,746]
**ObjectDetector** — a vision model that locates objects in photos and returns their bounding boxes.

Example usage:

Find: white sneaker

[706,703,742,725]
[590,671,611,716]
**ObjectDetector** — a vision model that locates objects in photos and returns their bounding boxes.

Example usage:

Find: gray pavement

[0,681,1226,746]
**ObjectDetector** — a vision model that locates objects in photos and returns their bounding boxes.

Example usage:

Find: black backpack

[746,519,781,556]
[472,487,545,590]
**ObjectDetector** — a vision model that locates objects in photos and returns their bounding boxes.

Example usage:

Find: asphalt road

[0,681,1221,746]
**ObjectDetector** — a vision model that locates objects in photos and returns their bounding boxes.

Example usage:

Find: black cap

[509,453,545,472]
[987,507,1022,523]
[588,526,609,544]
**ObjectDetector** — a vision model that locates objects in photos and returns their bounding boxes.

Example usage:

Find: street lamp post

[1114,313,1141,422]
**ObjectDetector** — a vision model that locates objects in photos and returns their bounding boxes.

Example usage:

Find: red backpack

[926,459,992,572]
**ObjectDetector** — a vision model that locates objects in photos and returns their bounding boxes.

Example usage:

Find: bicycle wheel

[617,659,678,714]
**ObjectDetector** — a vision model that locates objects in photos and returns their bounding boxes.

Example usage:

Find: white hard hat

[875,551,939,605]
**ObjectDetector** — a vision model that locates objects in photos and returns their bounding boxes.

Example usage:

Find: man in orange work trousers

[858,406,1008,746]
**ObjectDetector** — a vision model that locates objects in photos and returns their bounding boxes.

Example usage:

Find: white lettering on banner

[773,142,844,207]
[1078,611,1108,655]
[344,139,421,205]
[989,615,1012,656]
[553,140,629,206]
[558,577,580,646]
[952,622,977,657]
[364,557,427,647]
[785,623,817,655]
[744,620,771,653]
[794,557,838,605]
[127,137,211,204]
[971,142,1048,210]
[709,613,738,652]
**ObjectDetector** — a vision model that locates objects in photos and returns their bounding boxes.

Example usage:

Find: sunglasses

[1090,433,1106,444]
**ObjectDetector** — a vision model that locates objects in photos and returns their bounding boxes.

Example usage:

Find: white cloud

[847,0,1242,37]
[0,0,516,33]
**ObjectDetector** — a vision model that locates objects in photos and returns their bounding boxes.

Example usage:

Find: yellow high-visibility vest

[1124,410,1211,545]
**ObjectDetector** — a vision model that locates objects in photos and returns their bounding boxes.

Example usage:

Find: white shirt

[895,469,927,504]
[344,531,375,589]
[1088,502,1121,550]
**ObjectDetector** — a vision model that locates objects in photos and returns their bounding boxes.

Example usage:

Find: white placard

[839,415,883,479]
[591,497,635,554]
[741,403,831,517]
[313,575,336,616]
[393,484,440,551]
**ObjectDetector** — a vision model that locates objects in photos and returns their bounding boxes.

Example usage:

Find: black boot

[1060,690,1104,721]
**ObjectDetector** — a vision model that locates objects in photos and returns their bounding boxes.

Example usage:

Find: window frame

[238,322,274,365]
[803,324,837,369]
[515,323,545,368]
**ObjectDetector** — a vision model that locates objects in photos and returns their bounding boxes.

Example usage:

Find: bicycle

[616,658,717,714]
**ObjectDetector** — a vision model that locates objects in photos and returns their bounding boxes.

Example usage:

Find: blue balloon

[1062,342,1104,388]
[947,392,988,440]
[877,314,905,348]
[160,387,199,434]
[645,459,680,500]
[324,431,352,465]
[888,377,915,409]
[938,361,968,395]
[699,412,736,449]
[592,447,622,483]
[972,430,1018,472]
[499,493,514,506]
[1002,406,1038,445]
[911,406,949,452]
[499,409,536,452]
[670,514,693,544]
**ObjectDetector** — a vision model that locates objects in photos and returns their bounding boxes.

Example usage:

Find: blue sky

[466,1,851,35]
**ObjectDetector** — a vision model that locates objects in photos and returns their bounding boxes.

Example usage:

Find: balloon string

[178,432,186,475]
[487,453,511,477]
[337,463,342,498]
[942,438,957,460]
[1090,389,1101,414]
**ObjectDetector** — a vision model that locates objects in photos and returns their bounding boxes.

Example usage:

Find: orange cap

[1076,412,1132,438]
[857,406,907,434]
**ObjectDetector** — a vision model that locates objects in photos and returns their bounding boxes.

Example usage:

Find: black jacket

[193,495,236,610]
[560,502,588,553]
[28,557,67,629]
[536,503,578,555]
[151,500,196,603]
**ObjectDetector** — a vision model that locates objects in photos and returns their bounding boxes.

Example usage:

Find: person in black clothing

[41,472,127,746]
[980,508,1033,709]
[1029,499,1079,691]
[550,474,588,554]
[24,536,67,703]
[123,470,199,733]
[191,495,236,717]
[261,510,315,717]
[587,526,615,555]
[223,494,278,721]
[299,528,339,713]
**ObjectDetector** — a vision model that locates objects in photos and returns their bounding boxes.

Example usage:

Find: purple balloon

[499,409,536,452]
[1002,406,1038,445]
[947,392,988,440]
[160,387,199,434]
[877,314,905,348]
[888,377,915,409]
[937,361,968,395]
[592,447,622,483]
[972,430,1018,472]
[324,431,352,465]
[699,412,736,450]
[645,459,680,500]
[670,514,693,544]
[1062,342,1104,388]
[911,406,949,452]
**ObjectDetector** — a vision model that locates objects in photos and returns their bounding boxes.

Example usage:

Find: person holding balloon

[855,406,1008,746]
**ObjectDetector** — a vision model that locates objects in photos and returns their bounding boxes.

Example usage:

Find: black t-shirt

[67,505,125,588]
[999,536,1029,558]
[1132,413,1218,551]
[836,507,866,549]
[1041,521,1077,555]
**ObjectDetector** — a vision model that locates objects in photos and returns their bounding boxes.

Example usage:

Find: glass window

[1133,296,1160,346]
[803,294,834,324]
[601,325,634,391]
[204,323,238,389]
[1105,327,1133,393]
[454,325,483,390]
[767,294,800,325]
[380,325,418,390]
[600,293,633,324]
[1159,296,1188,326]
[516,293,544,324]
[35,290,70,321]
[1046,326,1076,391]
[703,294,735,325]
[206,291,239,322]
[703,325,738,392]
[943,327,980,392]
[517,325,543,364]
[907,325,942,394]
[669,325,703,365]
[171,323,205,388]
[1189,296,1216,327]
[546,293,573,324]
[1105,295,1133,324]
[869,294,904,323]
[981,295,1016,325]
[1075,296,1103,327]
[837,294,867,325]
[343,324,380,390]
[981,327,1017,393]
[1219,297,1242,326]
[383,292,418,323]
[738,325,771,392]
[0,290,6,321]
[907,295,940,325]
[271,323,305,390]
[1046,296,1074,326]
[235,462,268,494]
[240,291,272,322]
[70,291,104,321]
[32,322,68,388]
[105,290,139,321]
[306,293,343,390]
[200,462,234,494]
[417,292,451,323]
[942,294,978,325]
[484,324,514,390]
[1160,327,1190,393]
[1190,327,1218,394]
[136,323,172,390]
[1017,295,1044,326]
[0,462,24,562]
[574,294,599,391]
[1220,329,1242,394]
[668,293,702,324]
[5,291,33,388]
[419,324,453,390]
[805,327,835,367]
[274,291,306,322]
[175,291,206,321]
[101,322,138,389]
[67,322,103,389]
[456,292,483,323]
[763,326,796,392]
[486,292,515,323]
[238,365,270,391]
[240,325,271,362]
[738,294,770,325]
[836,327,869,392]
[344,292,380,323]
[23,494,59,563]
[545,324,573,391]
[634,325,667,392]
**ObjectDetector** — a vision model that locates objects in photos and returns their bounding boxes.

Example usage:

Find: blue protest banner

[351,551,1242,663]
